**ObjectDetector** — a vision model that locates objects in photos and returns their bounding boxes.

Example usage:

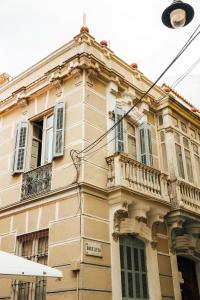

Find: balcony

[173,180,200,214]
[106,154,169,202]
[21,163,52,200]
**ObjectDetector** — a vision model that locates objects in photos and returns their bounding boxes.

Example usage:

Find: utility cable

[74,23,200,157]
[156,55,200,103]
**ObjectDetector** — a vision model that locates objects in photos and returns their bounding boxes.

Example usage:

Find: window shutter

[13,121,28,173]
[139,122,153,166]
[115,107,124,152]
[53,101,65,157]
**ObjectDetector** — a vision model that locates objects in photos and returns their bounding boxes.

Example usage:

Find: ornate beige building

[0,27,199,300]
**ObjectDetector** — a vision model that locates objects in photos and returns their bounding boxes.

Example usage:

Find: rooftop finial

[80,13,89,33]
[83,13,86,27]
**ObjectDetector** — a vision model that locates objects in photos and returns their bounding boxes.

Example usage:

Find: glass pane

[121,271,126,297]
[45,128,53,163]
[161,143,168,172]
[183,137,189,149]
[135,273,140,298]
[120,245,124,269]
[140,129,145,154]
[195,155,200,184]
[127,246,132,270]
[128,136,136,159]
[142,274,148,298]
[147,129,152,155]
[181,122,187,133]
[172,116,178,127]
[174,132,180,144]
[117,114,124,152]
[140,249,146,272]
[128,272,133,297]
[175,144,185,179]
[193,143,199,155]
[185,149,194,182]
[17,282,30,300]
[22,239,33,259]
[35,279,46,300]
[190,128,196,139]
[47,114,54,128]
[158,115,163,126]
[134,248,139,271]
[160,131,165,142]
[128,124,135,136]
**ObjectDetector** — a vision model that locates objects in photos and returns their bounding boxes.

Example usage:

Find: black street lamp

[162,0,194,29]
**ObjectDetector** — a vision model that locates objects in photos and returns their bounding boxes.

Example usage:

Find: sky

[0,0,200,105]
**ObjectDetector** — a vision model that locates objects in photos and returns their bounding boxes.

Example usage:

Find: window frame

[29,112,54,170]
[126,122,137,160]
[120,236,149,300]
[174,132,195,183]
[13,229,49,300]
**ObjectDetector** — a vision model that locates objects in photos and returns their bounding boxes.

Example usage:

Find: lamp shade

[162,0,194,29]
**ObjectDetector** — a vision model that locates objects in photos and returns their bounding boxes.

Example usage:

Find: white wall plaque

[85,241,103,257]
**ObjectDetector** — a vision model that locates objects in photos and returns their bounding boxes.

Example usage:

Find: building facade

[0,28,199,300]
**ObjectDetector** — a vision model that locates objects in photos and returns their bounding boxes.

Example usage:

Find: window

[158,115,163,126]
[192,143,200,185]
[12,101,65,174]
[172,116,178,127]
[139,122,153,166]
[181,122,187,133]
[120,236,148,300]
[13,230,49,300]
[175,144,185,179]
[127,123,136,159]
[190,128,196,139]
[160,131,168,172]
[174,134,194,182]
[115,106,124,152]
[184,149,194,182]
[31,114,54,169]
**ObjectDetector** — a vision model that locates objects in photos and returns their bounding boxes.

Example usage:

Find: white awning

[0,250,63,282]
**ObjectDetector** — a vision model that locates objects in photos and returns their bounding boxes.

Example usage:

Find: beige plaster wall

[0,193,84,298]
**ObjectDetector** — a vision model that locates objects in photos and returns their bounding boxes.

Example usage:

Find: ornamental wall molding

[0,53,161,114]
[112,204,166,249]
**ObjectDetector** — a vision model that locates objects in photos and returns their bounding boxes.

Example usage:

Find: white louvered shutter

[53,101,65,157]
[139,122,153,166]
[13,121,28,173]
[115,107,124,152]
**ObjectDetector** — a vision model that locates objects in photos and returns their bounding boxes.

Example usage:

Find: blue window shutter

[13,121,28,173]
[53,101,65,158]
[139,122,153,166]
[115,107,124,152]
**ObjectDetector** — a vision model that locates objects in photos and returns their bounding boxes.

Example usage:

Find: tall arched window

[120,236,148,299]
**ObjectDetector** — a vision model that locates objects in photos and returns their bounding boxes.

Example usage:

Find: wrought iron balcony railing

[21,163,52,200]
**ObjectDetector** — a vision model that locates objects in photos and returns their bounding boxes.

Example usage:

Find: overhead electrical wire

[172,56,200,89]
[70,22,200,179]
[78,54,200,162]
[72,23,200,158]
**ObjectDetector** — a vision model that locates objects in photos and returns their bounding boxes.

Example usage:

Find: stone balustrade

[175,180,200,213]
[106,154,169,202]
